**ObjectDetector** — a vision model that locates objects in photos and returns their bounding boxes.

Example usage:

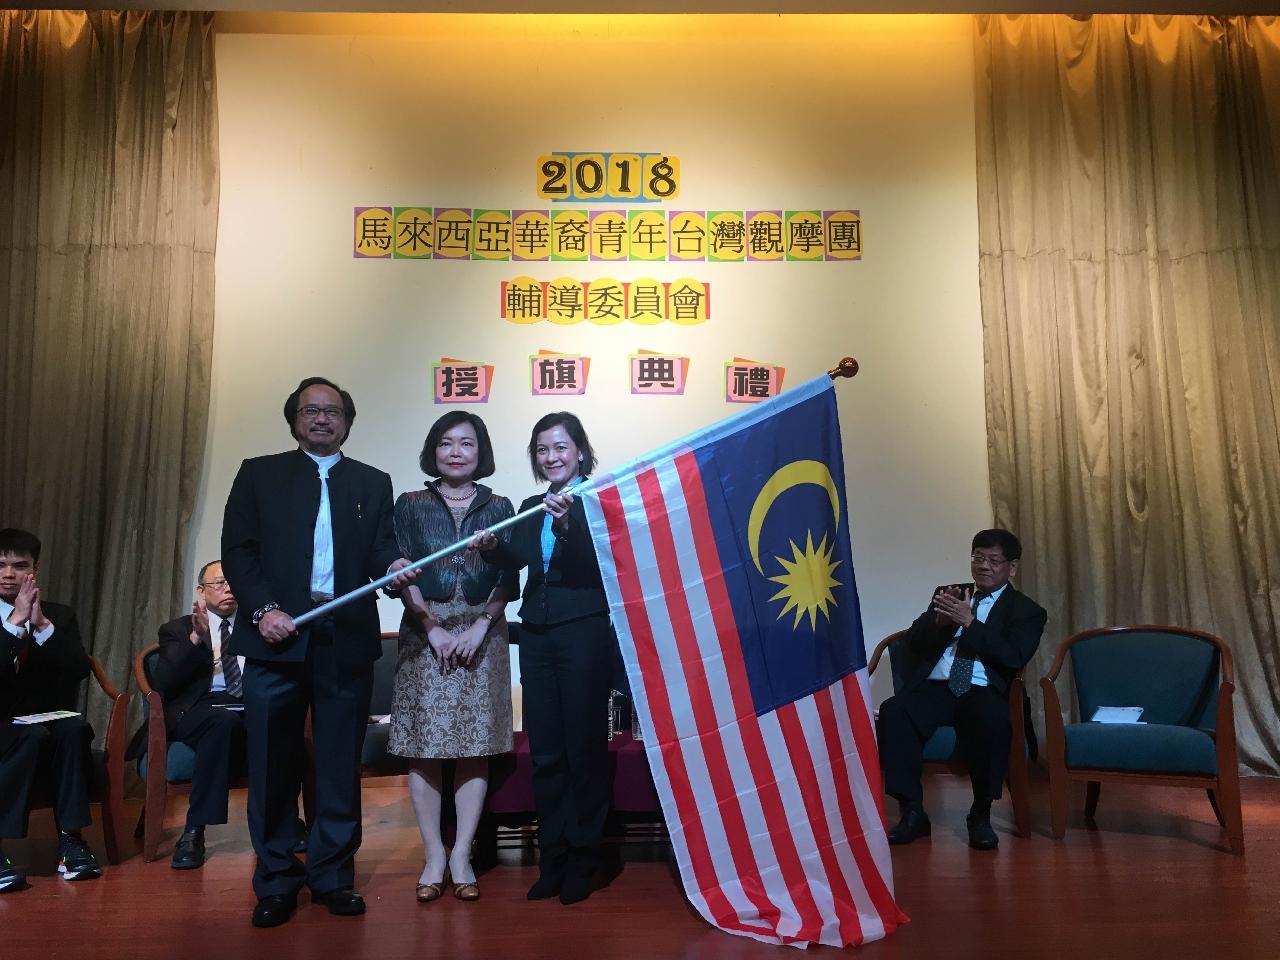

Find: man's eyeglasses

[970,554,1009,568]
[200,578,230,589]
[298,404,345,420]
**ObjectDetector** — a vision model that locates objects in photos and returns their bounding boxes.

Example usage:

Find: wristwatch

[251,602,280,626]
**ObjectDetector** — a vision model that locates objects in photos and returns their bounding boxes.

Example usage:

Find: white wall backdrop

[196,13,991,705]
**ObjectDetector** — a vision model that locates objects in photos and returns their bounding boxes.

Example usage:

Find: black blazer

[0,601,89,721]
[149,614,231,727]
[896,584,1047,699]
[126,614,241,760]
[482,492,609,627]
[221,449,403,664]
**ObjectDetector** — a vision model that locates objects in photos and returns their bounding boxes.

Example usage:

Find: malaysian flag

[581,376,906,948]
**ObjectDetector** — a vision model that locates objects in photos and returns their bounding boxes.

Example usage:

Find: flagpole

[291,476,594,629]
[292,356,859,629]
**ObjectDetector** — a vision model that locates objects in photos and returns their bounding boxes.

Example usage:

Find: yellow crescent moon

[747,460,841,574]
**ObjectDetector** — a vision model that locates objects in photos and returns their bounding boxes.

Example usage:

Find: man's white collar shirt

[304,449,342,599]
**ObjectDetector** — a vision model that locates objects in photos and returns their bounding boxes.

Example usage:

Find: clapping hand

[7,574,38,628]
[932,587,975,628]
[189,600,211,646]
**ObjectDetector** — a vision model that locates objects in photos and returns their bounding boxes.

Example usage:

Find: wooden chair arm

[867,630,907,676]
[88,655,123,701]
[87,656,129,865]
[1040,674,1066,763]
[133,643,158,697]
[1215,677,1238,758]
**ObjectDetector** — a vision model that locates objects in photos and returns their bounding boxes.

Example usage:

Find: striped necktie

[220,619,243,699]
[947,591,991,697]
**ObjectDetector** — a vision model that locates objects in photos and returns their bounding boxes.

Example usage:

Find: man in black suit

[876,528,1047,851]
[221,376,414,928]
[129,560,247,870]
[0,528,101,892]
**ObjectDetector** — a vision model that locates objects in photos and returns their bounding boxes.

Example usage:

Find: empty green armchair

[1040,625,1243,853]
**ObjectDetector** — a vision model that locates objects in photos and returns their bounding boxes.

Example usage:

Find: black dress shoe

[312,888,366,916]
[171,830,206,870]
[887,807,931,845]
[251,893,298,928]
[558,874,593,905]
[966,814,999,851]
[527,873,563,900]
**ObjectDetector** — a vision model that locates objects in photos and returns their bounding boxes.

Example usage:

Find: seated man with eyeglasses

[127,561,249,869]
[876,529,1047,850]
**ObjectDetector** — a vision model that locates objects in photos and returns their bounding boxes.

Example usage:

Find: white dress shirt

[206,608,245,692]
[304,449,342,599]
[1,596,56,646]
[926,583,1008,688]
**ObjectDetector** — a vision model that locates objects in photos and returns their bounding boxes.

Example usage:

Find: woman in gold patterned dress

[389,411,516,903]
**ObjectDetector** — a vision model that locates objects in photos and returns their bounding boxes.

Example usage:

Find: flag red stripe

[672,452,828,942]
[814,684,908,931]
[840,672,889,824]
[595,484,765,939]
[774,700,867,945]
[634,467,783,931]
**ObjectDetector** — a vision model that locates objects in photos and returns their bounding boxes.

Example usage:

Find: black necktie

[220,619,243,699]
[947,590,991,697]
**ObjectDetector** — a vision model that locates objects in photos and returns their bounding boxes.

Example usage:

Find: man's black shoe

[251,893,298,928]
[0,856,28,893]
[526,873,563,900]
[171,830,206,870]
[887,807,931,845]
[558,874,593,905]
[966,814,999,851]
[312,888,366,916]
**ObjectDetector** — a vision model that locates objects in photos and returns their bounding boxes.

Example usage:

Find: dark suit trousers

[877,680,1011,807]
[519,614,614,880]
[173,693,246,827]
[243,620,372,898]
[0,716,94,838]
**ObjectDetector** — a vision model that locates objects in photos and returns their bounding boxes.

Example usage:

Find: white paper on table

[12,710,81,725]
[1091,706,1145,724]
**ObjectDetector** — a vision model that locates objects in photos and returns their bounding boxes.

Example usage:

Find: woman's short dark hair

[527,412,597,482]
[282,376,357,444]
[419,411,496,480]
[971,528,1022,562]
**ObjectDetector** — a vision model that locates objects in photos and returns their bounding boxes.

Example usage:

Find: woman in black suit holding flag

[473,412,614,906]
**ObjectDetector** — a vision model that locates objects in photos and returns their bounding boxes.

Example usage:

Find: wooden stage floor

[4,772,1278,959]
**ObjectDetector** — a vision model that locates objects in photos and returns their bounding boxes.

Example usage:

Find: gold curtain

[0,11,218,732]
[974,14,1280,774]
